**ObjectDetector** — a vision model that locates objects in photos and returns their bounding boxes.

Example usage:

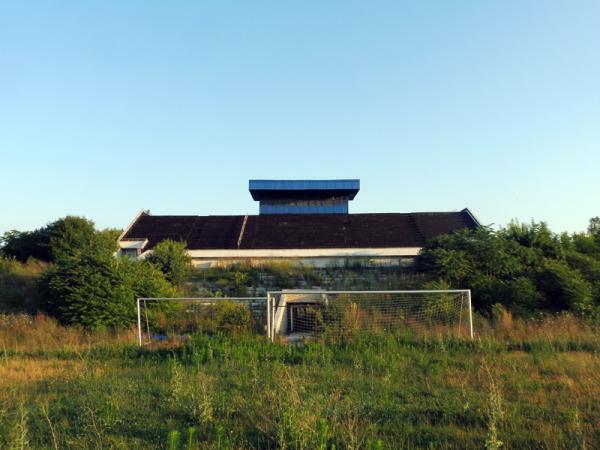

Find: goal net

[136,297,267,345]
[267,290,473,341]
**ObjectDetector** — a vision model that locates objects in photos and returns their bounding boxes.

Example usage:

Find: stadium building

[118,179,479,268]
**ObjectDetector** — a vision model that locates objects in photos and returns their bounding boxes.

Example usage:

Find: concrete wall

[191,256,416,269]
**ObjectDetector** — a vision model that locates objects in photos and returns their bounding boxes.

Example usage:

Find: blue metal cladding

[249,179,359,191]
[249,179,360,214]
[259,203,349,215]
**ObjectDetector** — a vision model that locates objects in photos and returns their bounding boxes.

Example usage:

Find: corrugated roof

[122,210,478,252]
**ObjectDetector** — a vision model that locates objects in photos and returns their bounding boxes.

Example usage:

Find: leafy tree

[49,216,117,261]
[1,216,121,263]
[565,252,600,283]
[417,227,522,287]
[588,216,600,239]
[41,254,133,327]
[417,219,600,317]
[41,254,176,328]
[502,221,563,259]
[146,240,192,287]
[469,276,544,315]
[37,217,173,328]
[1,228,53,262]
[97,228,122,251]
[566,232,598,257]
[534,259,593,314]
[118,257,177,300]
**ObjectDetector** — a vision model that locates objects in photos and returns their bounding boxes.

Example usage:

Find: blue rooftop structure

[249,179,360,215]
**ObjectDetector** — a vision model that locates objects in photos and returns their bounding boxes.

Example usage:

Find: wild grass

[0,313,137,354]
[0,314,599,448]
[0,257,48,314]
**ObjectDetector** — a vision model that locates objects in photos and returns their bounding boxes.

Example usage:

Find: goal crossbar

[266,289,473,341]
[136,290,474,346]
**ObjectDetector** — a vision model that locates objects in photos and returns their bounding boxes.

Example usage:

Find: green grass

[1,324,599,449]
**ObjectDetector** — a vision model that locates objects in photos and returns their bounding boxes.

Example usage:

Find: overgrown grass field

[1,314,599,449]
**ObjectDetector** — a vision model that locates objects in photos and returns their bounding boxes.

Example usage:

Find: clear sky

[1,1,599,234]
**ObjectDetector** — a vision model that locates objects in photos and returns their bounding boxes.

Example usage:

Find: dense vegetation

[417,219,600,317]
[2,216,600,326]
[0,315,598,449]
[1,216,599,448]
[1,217,188,327]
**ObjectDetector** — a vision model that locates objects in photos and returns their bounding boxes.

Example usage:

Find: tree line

[0,216,191,327]
[417,218,600,317]
[1,215,600,327]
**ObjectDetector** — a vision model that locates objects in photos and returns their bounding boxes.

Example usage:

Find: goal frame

[136,296,268,346]
[136,290,474,346]
[266,289,473,341]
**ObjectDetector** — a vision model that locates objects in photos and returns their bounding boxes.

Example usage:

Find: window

[121,248,139,258]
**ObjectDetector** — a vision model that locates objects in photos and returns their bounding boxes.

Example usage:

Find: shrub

[49,216,99,261]
[1,216,120,263]
[535,260,594,315]
[41,255,134,328]
[417,220,600,317]
[214,301,251,331]
[146,240,192,287]
[41,254,176,328]
[157,301,251,336]
[1,229,53,262]
[118,258,177,300]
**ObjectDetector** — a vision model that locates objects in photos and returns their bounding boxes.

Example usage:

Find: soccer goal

[267,290,473,341]
[136,297,267,346]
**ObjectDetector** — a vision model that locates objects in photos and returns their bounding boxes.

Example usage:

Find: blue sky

[1,1,599,234]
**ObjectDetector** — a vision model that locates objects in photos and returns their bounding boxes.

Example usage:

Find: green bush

[214,301,251,331]
[41,255,134,327]
[41,256,176,328]
[118,258,177,300]
[146,240,192,287]
[535,259,593,315]
[1,216,120,263]
[33,217,176,328]
[417,219,600,317]
[1,228,53,262]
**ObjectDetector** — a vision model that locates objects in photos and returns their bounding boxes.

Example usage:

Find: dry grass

[476,310,600,343]
[0,314,137,354]
[0,358,87,388]
[0,312,598,448]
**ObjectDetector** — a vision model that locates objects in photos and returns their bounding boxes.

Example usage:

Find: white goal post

[267,290,473,342]
[136,290,474,345]
[136,297,267,346]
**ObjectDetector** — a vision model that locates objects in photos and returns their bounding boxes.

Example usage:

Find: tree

[37,217,173,328]
[417,227,522,287]
[416,221,600,316]
[534,259,593,315]
[502,221,563,260]
[118,257,177,301]
[146,240,192,287]
[49,216,116,261]
[588,217,600,241]
[1,216,121,263]
[1,228,53,262]
[41,253,176,328]
[42,254,133,327]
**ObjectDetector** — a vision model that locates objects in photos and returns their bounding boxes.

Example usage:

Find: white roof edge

[117,209,150,242]
[462,207,481,227]
[119,239,149,250]
[144,247,423,258]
